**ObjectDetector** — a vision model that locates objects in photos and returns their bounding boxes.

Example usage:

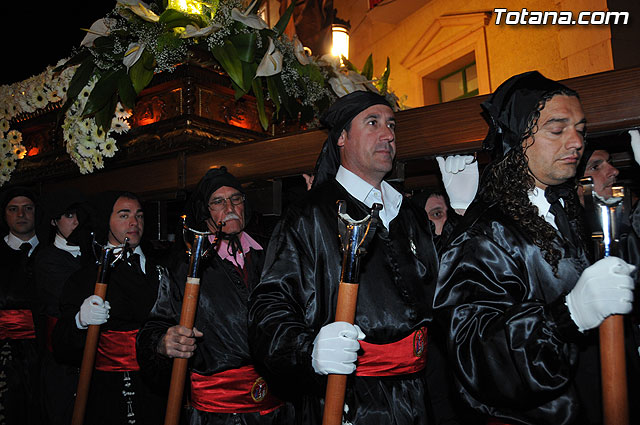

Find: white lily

[123,43,145,71]
[80,18,118,47]
[231,0,268,29]
[292,35,311,65]
[116,0,160,23]
[255,38,283,77]
[180,23,222,38]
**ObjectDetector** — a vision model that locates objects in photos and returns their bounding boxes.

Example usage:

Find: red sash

[95,330,140,372]
[46,316,58,352]
[356,327,427,376]
[190,365,283,414]
[0,309,36,340]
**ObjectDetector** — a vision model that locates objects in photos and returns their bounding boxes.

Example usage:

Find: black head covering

[185,166,245,232]
[481,71,577,159]
[38,188,88,244]
[0,186,39,233]
[312,91,391,187]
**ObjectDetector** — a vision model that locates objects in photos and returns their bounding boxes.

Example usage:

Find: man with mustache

[248,91,472,424]
[434,71,637,424]
[53,191,166,425]
[137,167,293,424]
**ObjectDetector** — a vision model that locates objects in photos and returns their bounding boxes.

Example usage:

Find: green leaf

[341,56,359,73]
[129,49,156,94]
[376,57,391,95]
[95,93,118,134]
[210,40,245,89]
[252,78,269,131]
[159,8,206,29]
[361,54,374,80]
[117,71,138,110]
[273,0,295,36]
[241,61,257,92]
[266,76,281,115]
[54,50,90,72]
[82,69,121,116]
[229,32,257,63]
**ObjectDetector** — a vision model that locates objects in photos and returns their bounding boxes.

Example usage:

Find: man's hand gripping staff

[164,216,219,425]
[318,201,381,425]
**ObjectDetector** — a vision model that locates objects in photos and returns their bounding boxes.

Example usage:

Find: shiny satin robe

[434,200,604,424]
[248,180,457,425]
[136,245,294,425]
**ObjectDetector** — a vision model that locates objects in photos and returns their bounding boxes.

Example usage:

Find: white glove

[566,257,635,332]
[629,129,640,166]
[75,295,111,329]
[436,155,479,210]
[312,321,365,375]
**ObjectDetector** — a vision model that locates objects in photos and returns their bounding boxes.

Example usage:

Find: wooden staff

[580,178,629,425]
[164,217,215,425]
[322,202,380,425]
[71,241,128,425]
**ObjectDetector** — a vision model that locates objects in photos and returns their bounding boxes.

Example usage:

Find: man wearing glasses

[137,166,293,424]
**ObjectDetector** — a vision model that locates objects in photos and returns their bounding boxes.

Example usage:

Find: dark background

[2,2,115,85]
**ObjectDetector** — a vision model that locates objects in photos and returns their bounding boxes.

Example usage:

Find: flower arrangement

[0,0,400,186]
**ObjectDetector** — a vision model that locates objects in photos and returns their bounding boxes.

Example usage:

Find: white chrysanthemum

[13,144,27,160]
[0,119,9,133]
[30,88,48,109]
[0,139,10,154]
[2,157,16,171]
[77,143,94,158]
[110,117,130,134]
[91,125,107,141]
[79,118,95,134]
[0,169,10,184]
[79,158,94,174]
[7,130,22,145]
[114,103,132,119]
[45,87,63,103]
[93,154,104,169]
[100,138,118,157]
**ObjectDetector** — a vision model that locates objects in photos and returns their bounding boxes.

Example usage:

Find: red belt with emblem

[190,365,283,414]
[0,309,36,340]
[95,329,140,372]
[356,327,427,376]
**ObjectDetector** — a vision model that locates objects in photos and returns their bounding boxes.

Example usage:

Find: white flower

[80,18,118,47]
[110,117,130,134]
[93,155,105,169]
[12,144,27,160]
[7,130,22,145]
[100,138,118,157]
[231,0,268,29]
[292,35,311,65]
[256,38,283,77]
[0,139,10,154]
[30,89,48,109]
[117,0,160,22]
[2,157,16,171]
[45,87,63,103]
[0,119,9,133]
[181,23,222,38]
[114,103,132,119]
[123,43,145,71]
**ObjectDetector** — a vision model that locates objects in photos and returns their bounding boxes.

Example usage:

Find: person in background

[0,186,42,425]
[53,191,167,425]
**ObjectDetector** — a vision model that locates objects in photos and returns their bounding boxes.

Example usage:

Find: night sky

[2,2,115,85]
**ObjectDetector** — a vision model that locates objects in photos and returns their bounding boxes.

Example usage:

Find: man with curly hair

[434,71,636,424]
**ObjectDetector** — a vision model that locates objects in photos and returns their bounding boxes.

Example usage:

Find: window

[438,63,479,102]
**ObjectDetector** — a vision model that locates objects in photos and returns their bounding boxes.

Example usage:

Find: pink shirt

[208,232,262,269]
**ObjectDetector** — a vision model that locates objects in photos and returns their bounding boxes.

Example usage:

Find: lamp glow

[331,24,349,62]
[168,0,202,15]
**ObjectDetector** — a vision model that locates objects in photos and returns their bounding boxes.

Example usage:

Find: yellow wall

[334,0,613,108]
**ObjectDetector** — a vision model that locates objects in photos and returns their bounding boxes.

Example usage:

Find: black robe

[434,200,607,425]
[0,238,42,425]
[53,252,166,425]
[248,180,459,425]
[32,244,83,425]
[136,240,294,425]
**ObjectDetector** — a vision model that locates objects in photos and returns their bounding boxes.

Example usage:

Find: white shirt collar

[4,232,39,256]
[54,234,82,258]
[107,243,146,274]
[528,187,557,230]
[335,166,402,230]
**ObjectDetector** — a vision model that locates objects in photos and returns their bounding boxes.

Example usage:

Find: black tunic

[248,180,456,425]
[53,253,166,425]
[32,244,83,425]
[0,238,42,425]
[137,240,294,425]
[434,200,604,425]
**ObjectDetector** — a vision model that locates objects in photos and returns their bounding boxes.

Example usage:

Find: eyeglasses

[208,193,245,211]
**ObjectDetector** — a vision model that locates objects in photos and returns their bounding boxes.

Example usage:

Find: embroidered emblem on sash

[250,377,268,403]
[413,328,426,357]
